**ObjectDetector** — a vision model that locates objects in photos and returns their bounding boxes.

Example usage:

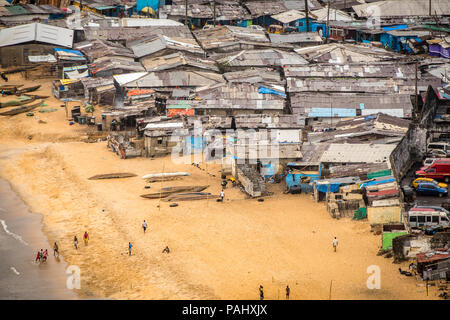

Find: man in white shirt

[142,220,147,234]
[220,190,225,202]
[333,237,338,252]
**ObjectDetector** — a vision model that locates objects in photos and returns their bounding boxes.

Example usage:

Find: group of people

[35,249,48,264]
[73,232,89,249]
[258,285,291,300]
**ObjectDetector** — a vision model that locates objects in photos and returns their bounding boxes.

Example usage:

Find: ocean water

[0,179,77,299]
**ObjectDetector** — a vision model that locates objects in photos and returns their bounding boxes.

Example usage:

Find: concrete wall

[368,206,402,224]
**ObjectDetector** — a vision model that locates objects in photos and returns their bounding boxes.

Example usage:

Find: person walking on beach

[83,231,89,246]
[333,237,338,252]
[142,220,147,234]
[286,285,290,300]
[42,249,48,263]
[35,250,41,263]
[128,242,133,256]
[53,242,59,257]
[220,189,225,202]
[73,236,78,250]
[259,285,264,300]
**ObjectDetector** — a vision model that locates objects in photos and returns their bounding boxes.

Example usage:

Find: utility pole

[304,0,309,32]
[429,0,432,16]
[185,0,188,26]
[213,0,216,27]
[415,61,418,120]
[326,1,330,43]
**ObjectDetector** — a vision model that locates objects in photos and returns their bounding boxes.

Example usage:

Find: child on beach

[35,251,41,263]
[84,231,89,246]
[128,242,132,256]
[142,220,147,234]
[74,236,78,249]
[53,242,59,257]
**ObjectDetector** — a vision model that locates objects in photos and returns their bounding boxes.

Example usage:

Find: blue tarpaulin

[54,48,83,56]
[382,24,408,31]
[359,178,395,189]
[258,86,286,98]
[316,183,341,193]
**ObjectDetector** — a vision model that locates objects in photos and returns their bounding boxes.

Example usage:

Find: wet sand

[0,179,77,299]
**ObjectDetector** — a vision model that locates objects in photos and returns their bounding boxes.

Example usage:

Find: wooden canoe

[142,172,190,179]
[88,173,137,180]
[140,185,209,199]
[14,85,41,95]
[0,84,23,90]
[0,95,36,109]
[164,192,219,202]
[0,99,44,116]
[23,94,49,99]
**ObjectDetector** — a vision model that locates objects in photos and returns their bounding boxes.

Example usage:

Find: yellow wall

[368,206,402,224]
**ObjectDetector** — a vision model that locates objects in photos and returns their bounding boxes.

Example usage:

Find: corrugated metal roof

[121,18,184,27]
[271,10,308,24]
[0,23,73,48]
[6,5,29,15]
[320,143,396,163]
[114,72,148,86]
[269,32,322,44]
[353,0,450,18]
[219,49,308,67]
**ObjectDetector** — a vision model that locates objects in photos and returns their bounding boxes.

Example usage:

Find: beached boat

[0,95,36,108]
[14,85,41,95]
[88,173,137,180]
[164,192,219,202]
[2,85,41,96]
[0,99,44,116]
[0,84,23,90]
[140,185,209,199]
[142,172,190,179]
[23,94,49,99]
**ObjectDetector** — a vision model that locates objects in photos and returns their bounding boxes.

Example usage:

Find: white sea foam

[10,267,20,275]
[0,219,28,246]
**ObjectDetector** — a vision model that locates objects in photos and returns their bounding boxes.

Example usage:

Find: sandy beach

[0,74,440,300]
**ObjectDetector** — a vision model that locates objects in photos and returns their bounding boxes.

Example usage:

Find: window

[426,216,431,223]
[409,216,417,222]
[442,217,449,222]
[418,216,425,223]
[157,138,163,145]
[432,216,439,223]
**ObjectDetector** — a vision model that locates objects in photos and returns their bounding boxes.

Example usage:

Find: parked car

[203,24,213,30]
[247,25,265,31]
[408,207,450,229]
[412,177,447,189]
[421,157,450,168]
[427,149,449,158]
[423,225,444,235]
[416,182,448,197]
[416,160,450,183]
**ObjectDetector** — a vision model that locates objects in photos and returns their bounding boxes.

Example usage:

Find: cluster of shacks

[0,0,449,280]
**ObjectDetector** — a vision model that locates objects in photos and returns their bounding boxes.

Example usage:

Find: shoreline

[0,178,78,300]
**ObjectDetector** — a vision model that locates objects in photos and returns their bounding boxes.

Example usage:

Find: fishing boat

[142,172,190,179]
[23,94,49,99]
[0,84,23,90]
[0,95,36,109]
[88,173,137,180]
[2,85,41,96]
[0,99,44,116]
[14,85,41,95]
[164,192,219,202]
[140,185,209,199]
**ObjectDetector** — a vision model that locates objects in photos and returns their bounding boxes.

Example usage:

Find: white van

[427,142,450,155]
[408,208,450,229]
